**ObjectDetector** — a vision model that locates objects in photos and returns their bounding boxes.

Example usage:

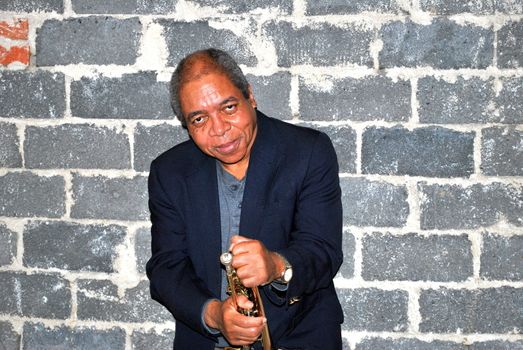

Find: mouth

[214,138,240,155]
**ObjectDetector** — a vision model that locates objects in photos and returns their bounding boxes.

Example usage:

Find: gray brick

[71,175,148,221]
[341,178,409,227]
[362,233,472,281]
[338,288,409,331]
[0,122,22,167]
[417,77,496,124]
[0,223,16,266]
[0,71,65,119]
[0,172,65,218]
[338,231,355,279]
[357,338,464,350]
[419,182,523,229]
[420,0,495,14]
[71,72,172,120]
[470,341,523,350]
[362,126,474,177]
[316,125,357,173]
[498,21,523,68]
[134,123,188,172]
[23,323,125,350]
[496,77,523,123]
[72,0,178,14]
[481,233,523,281]
[0,272,70,318]
[419,287,523,333]
[299,76,410,121]
[307,0,405,14]
[131,329,175,350]
[159,20,257,67]
[356,338,523,350]
[0,321,19,350]
[23,221,126,272]
[263,21,373,67]
[24,124,131,169]
[482,127,523,176]
[379,19,494,69]
[77,279,170,322]
[496,1,523,13]
[248,72,292,121]
[0,0,63,12]
[135,227,150,274]
[36,17,141,66]
[189,0,292,13]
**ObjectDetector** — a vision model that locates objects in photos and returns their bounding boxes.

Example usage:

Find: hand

[229,235,284,288]
[204,296,266,346]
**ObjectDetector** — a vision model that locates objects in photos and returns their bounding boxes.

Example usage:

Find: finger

[236,294,254,310]
[229,235,252,251]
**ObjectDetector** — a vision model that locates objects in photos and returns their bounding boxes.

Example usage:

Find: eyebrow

[185,96,240,120]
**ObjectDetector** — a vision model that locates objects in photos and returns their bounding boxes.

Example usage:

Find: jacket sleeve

[146,159,217,337]
[276,131,343,301]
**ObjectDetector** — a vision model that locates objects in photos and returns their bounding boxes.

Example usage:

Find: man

[147,48,343,350]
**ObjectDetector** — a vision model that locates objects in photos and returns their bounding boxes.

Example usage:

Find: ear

[247,84,257,109]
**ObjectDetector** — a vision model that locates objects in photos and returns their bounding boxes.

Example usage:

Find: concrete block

[306,0,405,14]
[316,125,357,173]
[71,175,148,221]
[23,221,126,272]
[481,233,523,281]
[379,19,493,69]
[420,0,495,14]
[36,17,141,65]
[131,329,175,350]
[0,122,22,167]
[0,223,16,266]
[24,124,131,169]
[481,127,523,176]
[135,227,150,274]
[0,272,70,318]
[0,172,65,218]
[247,72,292,121]
[134,123,188,172]
[338,288,409,331]
[71,72,172,120]
[263,21,373,67]
[299,76,410,121]
[23,323,125,350]
[496,77,523,123]
[419,287,523,333]
[417,77,495,124]
[0,0,63,12]
[158,20,257,67]
[189,0,292,13]
[0,70,65,118]
[338,231,355,279]
[77,279,171,322]
[362,233,473,281]
[72,0,178,14]
[362,126,474,177]
[341,178,409,227]
[498,21,523,68]
[0,321,20,350]
[419,182,523,229]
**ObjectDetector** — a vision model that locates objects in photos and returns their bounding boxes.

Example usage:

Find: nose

[209,114,230,136]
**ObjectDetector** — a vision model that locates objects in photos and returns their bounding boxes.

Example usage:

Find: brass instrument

[220,252,272,350]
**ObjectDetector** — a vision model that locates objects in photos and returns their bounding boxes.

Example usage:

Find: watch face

[284,268,293,282]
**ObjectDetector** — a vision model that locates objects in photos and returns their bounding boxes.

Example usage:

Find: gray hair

[170,48,250,127]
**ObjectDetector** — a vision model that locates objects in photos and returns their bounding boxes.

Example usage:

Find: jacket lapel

[186,155,222,296]
[240,112,282,240]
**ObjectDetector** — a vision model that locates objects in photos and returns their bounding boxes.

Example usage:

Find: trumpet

[220,252,272,350]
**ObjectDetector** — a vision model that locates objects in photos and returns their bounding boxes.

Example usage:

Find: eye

[223,103,237,114]
[191,115,207,126]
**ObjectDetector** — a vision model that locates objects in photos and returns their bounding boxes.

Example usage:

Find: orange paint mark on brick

[0,45,30,65]
[0,18,29,40]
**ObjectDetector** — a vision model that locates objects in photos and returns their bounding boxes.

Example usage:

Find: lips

[214,138,240,155]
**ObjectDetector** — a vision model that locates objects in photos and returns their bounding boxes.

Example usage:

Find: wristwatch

[276,253,293,284]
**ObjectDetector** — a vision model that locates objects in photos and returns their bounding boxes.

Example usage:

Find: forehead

[180,72,241,102]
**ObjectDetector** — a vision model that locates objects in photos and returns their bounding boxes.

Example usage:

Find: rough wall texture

[0,1,522,349]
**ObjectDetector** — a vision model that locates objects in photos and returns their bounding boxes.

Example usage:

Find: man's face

[179,71,257,174]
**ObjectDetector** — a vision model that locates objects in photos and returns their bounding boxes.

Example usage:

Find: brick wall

[0,1,522,349]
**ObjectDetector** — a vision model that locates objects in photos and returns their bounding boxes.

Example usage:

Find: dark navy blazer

[146,111,344,350]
